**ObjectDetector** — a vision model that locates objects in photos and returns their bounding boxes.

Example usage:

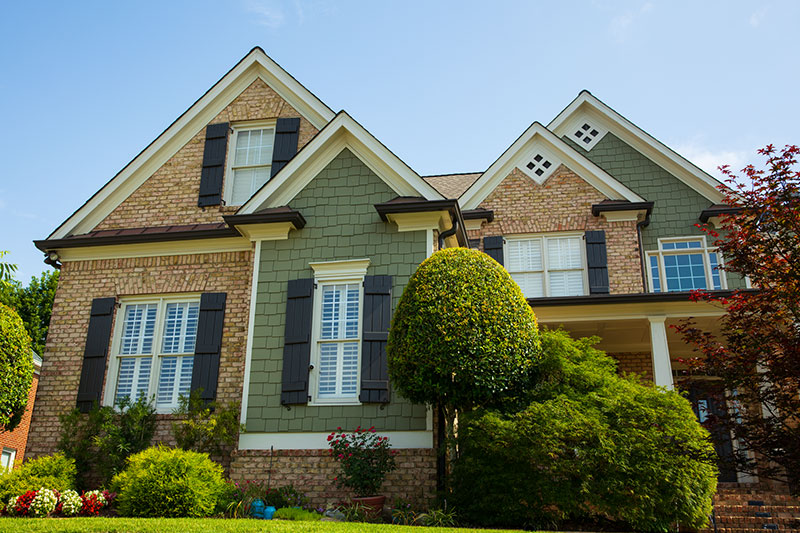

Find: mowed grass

[0,518,529,533]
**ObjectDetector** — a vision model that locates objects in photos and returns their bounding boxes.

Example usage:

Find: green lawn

[0,518,528,533]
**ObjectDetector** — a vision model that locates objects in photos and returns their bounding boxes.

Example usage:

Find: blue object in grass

[251,499,266,519]
[264,505,276,519]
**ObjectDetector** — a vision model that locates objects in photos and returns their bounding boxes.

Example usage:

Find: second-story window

[226,125,275,206]
[506,234,587,298]
[647,237,725,292]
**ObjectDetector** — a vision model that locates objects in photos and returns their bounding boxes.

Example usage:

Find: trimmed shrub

[111,446,226,517]
[452,329,718,532]
[388,247,541,430]
[0,303,34,431]
[0,453,76,504]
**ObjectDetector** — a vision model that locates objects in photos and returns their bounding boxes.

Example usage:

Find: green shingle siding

[564,133,746,290]
[245,148,429,433]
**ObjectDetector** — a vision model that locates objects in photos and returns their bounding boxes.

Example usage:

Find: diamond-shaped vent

[572,121,604,150]
[525,153,554,177]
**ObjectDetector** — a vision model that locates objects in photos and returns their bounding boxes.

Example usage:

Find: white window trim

[646,236,727,293]
[307,259,370,406]
[103,293,201,414]
[503,232,589,298]
[223,120,277,206]
[1,448,16,472]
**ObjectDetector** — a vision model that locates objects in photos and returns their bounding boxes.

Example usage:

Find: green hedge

[112,446,226,518]
[0,303,34,431]
[452,329,718,532]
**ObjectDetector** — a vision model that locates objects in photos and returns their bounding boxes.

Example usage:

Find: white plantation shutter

[115,357,151,403]
[547,236,584,296]
[507,239,542,271]
[507,235,587,298]
[156,302,200,407]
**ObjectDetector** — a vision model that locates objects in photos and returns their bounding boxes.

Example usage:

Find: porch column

[648,316,674,390]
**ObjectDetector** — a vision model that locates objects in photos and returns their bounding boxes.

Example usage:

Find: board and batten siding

[563,132,747,291]
[245,148,429,433]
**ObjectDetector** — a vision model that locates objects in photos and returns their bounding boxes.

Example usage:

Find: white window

[308,259,370,405]
[505,234,587,298]
[647,237,725,293]
[1,448,16,472]
[225,123,275,206]
[105,296,200,411]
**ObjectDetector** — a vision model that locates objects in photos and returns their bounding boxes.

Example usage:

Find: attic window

[526,154,553,177]
[520,148,561,183]
[572,121,604,150]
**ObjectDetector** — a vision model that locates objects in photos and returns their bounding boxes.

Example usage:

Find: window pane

[341,342,359,396]
[156,355,194,407]
[664,253,707,291]
[115,357,151,403]
[231,168,254,205]
[650,255,661,292]
[507,239,542,272]
[321,285,342,340]
[321,284,359,340]
[318,343,338,397]
[234,128,274,167]
[120,304,157,355]
[162,302,200,354]
[709,252,722,290]
[547,237,582,270]
[549,270,584,297]
[511,272,544,298]
[344,285,360,339]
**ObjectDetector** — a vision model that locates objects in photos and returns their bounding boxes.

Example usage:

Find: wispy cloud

[674,141,749,182]
[749,7,767,27]
[609,2,654,42]
[245,0,287,28]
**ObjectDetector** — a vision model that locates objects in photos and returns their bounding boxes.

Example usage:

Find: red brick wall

[94,78,319,231]
[471,166,644,294]
[26,251,253,459]
[611,352,653,381]
[0,370,39,467]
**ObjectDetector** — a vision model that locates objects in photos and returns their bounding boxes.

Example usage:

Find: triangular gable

[238,112,444,212]
[548,91,725,203]
[459,122,644,210]
[49,47,336,239]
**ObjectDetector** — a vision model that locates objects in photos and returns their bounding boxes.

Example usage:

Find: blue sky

[1,1,797,282]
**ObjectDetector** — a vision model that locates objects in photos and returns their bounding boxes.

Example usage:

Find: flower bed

[4,488,115,517]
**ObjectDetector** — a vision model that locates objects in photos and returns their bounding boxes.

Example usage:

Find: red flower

[327,435,333,441]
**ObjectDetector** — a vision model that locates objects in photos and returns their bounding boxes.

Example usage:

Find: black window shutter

[191,292,227,402]
[483,236,505,266]
[76,298,116,413]
[281,278,314,405]
[360,275,392,403]
[271,118,301,178]
[198,123,230,207]
[585,230,610,294]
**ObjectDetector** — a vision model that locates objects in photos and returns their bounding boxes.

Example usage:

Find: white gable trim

[548,91,725,203]
[238,112,443,212]
[49,48,335,239]
[459,122,644,210]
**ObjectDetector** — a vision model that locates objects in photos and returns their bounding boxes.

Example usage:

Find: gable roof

[459,122,645,210]
[238,111,444,212]
[48,47,336,240]
[548,90,725,203]
[422,172,481,199]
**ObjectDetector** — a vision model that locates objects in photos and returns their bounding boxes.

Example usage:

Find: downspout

[438,216,459,249]
[636,212,651,291]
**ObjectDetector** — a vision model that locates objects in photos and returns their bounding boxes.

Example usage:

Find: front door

[685,381,738,482]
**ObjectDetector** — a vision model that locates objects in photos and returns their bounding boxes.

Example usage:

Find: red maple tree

[674,144,800,492]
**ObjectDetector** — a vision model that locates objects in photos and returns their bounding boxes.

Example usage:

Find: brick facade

[611,352,654,381]
[0,369,39,467]
[230,448,436,507]
[469,166,644,294]
[26,251,253,459]
[95,79,319,231]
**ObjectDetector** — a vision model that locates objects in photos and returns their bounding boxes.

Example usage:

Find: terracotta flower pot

[351,495,386,518]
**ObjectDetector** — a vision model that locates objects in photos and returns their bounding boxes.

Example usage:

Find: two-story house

[28,48,745,503]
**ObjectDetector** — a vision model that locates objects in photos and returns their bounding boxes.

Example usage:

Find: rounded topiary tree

[388,247,541,456]
[0,303,34,431]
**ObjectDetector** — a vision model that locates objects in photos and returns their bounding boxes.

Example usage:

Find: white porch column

[648,316,674,390]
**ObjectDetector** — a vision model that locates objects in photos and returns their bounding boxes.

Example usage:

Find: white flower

[30,488,58,517]
[60,490,82,516]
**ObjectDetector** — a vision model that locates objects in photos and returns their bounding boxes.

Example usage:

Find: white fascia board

[49,48,335,240]
[459,122,644,210]
[549,92,725,203]
[238,113,443,213]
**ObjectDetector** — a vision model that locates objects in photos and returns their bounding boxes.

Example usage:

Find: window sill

[308,399,362,407]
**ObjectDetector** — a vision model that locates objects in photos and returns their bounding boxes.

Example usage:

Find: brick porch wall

[610,352,654,382]
[0,370,39,467]
[469,166,644,294]
[26,250,253,459]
